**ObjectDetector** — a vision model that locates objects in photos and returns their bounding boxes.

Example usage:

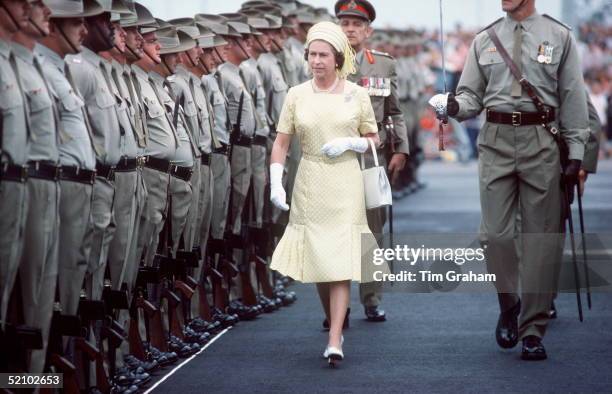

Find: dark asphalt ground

[151,160,612,394]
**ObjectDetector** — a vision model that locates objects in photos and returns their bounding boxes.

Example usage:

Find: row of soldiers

[0,0,352,391]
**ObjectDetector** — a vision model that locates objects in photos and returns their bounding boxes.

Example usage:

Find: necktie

[118,68,147,147]
[129,71,150,145]
[65,63,104,157]
[510,23,523,98]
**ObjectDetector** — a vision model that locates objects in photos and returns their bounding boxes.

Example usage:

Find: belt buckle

[511,112,522,127]
[55,166,62,181]
[137,156,147,167]
[21,165,28,181]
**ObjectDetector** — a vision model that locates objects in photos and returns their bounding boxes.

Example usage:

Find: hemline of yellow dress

[269,80,387,284]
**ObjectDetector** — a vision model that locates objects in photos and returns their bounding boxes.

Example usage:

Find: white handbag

[360,138,393,209]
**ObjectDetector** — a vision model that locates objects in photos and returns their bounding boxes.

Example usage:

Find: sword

[437,0,448,151]
[564,184,583,322]
[577,184,592,309]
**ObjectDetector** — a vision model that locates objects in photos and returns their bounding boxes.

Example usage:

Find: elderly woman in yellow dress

[269,21,380,366]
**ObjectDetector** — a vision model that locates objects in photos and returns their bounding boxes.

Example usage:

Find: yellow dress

[270,80,378,283]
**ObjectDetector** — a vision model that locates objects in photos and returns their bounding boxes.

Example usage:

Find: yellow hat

[305,21,356,79]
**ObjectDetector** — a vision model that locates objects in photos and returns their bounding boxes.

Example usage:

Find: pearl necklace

[312,77,340,93]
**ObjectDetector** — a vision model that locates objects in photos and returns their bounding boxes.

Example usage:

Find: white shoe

[326,346,344,367]
[322,335,344,358]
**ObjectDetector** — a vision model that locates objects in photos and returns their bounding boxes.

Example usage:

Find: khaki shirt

[149,71,193,167]
[276,49,298,88]
[202,73,230,146]
[168,66,202,158]
[348,49,410,155]
[67,47,121,165]
[257,52,289,127]
[111,60,146,156]
[285,37,308,84]
[189,72,214,153]
[35,44,95,170]
[216,62,256,138]
[101,58,138,159]
[454,13,589,160]
[131,65,176,160]
[12,42,58,164]
[240,58,269,137]
[0,40,28,165]
[582,94,601,174]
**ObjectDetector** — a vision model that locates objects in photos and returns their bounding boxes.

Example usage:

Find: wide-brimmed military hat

[44,0,105,18]
[91,0,131,15]
[220,13,255,36]
[158,26,196,55]
[196,14,241,38]
[121,1,156,28]
[334,0,376,22]
[194,22,227,48]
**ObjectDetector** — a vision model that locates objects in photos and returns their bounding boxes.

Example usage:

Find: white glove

[270,162,289,211]
[428,93,449,118]
[320,137,369,158]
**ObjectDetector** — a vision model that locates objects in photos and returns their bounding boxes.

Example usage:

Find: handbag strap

[360,138,378,169]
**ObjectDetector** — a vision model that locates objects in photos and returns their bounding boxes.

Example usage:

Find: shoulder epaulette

[477,17,503,34]
[543,14,572,30]
[370,49,393,59]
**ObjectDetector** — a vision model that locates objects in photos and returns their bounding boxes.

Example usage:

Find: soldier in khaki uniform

[12,0,60,373]
[68,0,130,303]
[215,20,257,237]
[99,3,148,300]
[152,25,195,257]
[35,0,102,324]
[434,0,588,360]
[196,14,231,244]
[0,0,31,328]
[336,0,410,323]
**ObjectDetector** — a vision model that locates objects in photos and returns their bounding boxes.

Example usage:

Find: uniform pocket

[272,77,288,93]
[143,97,164,119]
[0,82,22,111]
[26,88,52,114]
[59,91,84,112]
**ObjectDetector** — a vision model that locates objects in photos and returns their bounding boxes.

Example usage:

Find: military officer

[35,0,102,325]
[433,0,588,360]
[12,0,60,373]
[0,0,31,328]
[335,0,410,323]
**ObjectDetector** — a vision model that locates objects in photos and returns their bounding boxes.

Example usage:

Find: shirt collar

[80,46,103,66]
[35,43,65,71]
[0,39,10,59]
[220,61,239,73]
[148,70,165,85]
[132,64,148,79]
[506,11,540,31]
[10,42,34,64]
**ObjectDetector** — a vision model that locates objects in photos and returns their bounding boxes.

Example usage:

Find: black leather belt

[230,134,253,147]
[27,161,61,181]
[201,153,211,166]
[115,156,146,172]
[144,156,172,174]
[486,108,555,127]
[60,166,96,185]
[212,143,230,156]
[170,165,193,182]
[252,135,268,146]
[1,164,28,183]
[96,162,115,181]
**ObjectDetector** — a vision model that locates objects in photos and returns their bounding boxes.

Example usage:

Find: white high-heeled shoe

[322,335,344,358]
[326,346,344,367]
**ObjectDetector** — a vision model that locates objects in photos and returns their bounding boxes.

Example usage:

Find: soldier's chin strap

[235,39,251,60]
[0,2,22,32]
[161,56,173,76]
[186,51,198,68]
[253,36,268,53]
[56,22,80,55]
[28,16,48,37]
[270,37,283,53]
[213,48,224,64]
